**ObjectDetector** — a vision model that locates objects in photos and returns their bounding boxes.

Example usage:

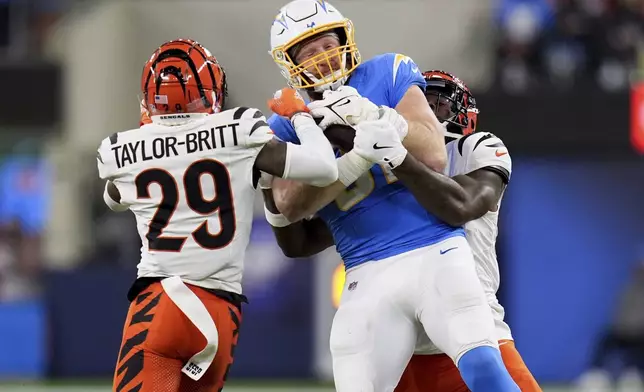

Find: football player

[391,70,541,392]
[263,1,520,391]
[98,38,338,392]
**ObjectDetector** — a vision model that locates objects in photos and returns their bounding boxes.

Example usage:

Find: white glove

[258,171,274,190]
[308,86,379,129]
[353,119,408,169]
[308,86,408,143]
[375,106,408,142]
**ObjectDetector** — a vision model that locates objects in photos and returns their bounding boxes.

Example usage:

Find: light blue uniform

[268,53,464,270]
[270,53,500,391]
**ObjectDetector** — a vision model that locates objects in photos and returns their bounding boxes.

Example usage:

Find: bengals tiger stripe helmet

[423,70,478,136]
[141,39,227,124]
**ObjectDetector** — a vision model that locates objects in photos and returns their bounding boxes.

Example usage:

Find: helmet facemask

[424,73,478,140]
[272,20,360,92]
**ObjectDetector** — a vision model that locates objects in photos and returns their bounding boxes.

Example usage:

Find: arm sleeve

[281,114,338,187]
[386,53,426,107]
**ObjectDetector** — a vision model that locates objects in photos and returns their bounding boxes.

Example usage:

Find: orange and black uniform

[113,278,246,392]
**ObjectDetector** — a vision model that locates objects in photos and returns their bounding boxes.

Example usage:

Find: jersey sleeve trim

[457,133,477,155]
[251,167,261,189]
[472,133,501,151]
[233,106,266,122]
[241,109,273,189]
[481,165,510,184]
[109,132,119,145]
[233,107,252,120]
[249,120,270,136]
[97,135,119,180]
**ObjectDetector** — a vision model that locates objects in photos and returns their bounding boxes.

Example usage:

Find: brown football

[323,124,356,152]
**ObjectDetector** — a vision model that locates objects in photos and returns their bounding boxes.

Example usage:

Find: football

[323,124,356,152]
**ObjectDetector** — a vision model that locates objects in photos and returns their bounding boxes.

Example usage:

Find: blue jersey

[269,53,464,269]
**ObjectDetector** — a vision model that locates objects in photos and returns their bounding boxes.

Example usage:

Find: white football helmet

[269,0,361,92]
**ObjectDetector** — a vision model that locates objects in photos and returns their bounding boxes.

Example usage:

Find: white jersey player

[444,131,512,344]
[99,39,338,392]
[394,70,541,392]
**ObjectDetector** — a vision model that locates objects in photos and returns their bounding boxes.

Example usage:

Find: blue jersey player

[262,1,520,391]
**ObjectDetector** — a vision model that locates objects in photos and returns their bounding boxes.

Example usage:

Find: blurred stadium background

[1,0,644,391]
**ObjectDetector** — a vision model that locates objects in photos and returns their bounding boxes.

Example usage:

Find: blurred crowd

[0,0,64,301]
[0,150,48,302]
[0,0,67,57]
[495,0,644,93]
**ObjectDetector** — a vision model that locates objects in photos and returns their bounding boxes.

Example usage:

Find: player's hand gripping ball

[268,88,310,119]
[321,106,408,152]
[354,119,408,169]
[308,86,379,129]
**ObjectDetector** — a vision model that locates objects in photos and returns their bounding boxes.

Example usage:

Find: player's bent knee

[448,308,496,357]
[439,295,496,358]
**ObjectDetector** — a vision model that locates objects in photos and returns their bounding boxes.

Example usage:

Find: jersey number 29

[135,159,236,252]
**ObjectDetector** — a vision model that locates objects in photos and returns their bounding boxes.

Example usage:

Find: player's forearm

[273,150,372,222]
[283,142,338,187]
[272,177,347,222]
[403,118,447,173]
[395,87,447,172]
[284,114,339,187]
[393,154,482,227]
[262,189,334,257]
[270,219,334,258]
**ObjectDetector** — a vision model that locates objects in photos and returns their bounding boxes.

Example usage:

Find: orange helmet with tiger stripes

[141,39,227,120]
[423,70,478,136]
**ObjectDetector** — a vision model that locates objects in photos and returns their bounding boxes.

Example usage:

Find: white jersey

[445,131,513,341]
[96,107,274,295]
[414,131,513,355]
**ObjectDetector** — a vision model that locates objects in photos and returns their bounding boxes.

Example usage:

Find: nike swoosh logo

[373,143,392,150]
[439,247,458,255]
[335,98,352,107]
[495,150,508,157]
